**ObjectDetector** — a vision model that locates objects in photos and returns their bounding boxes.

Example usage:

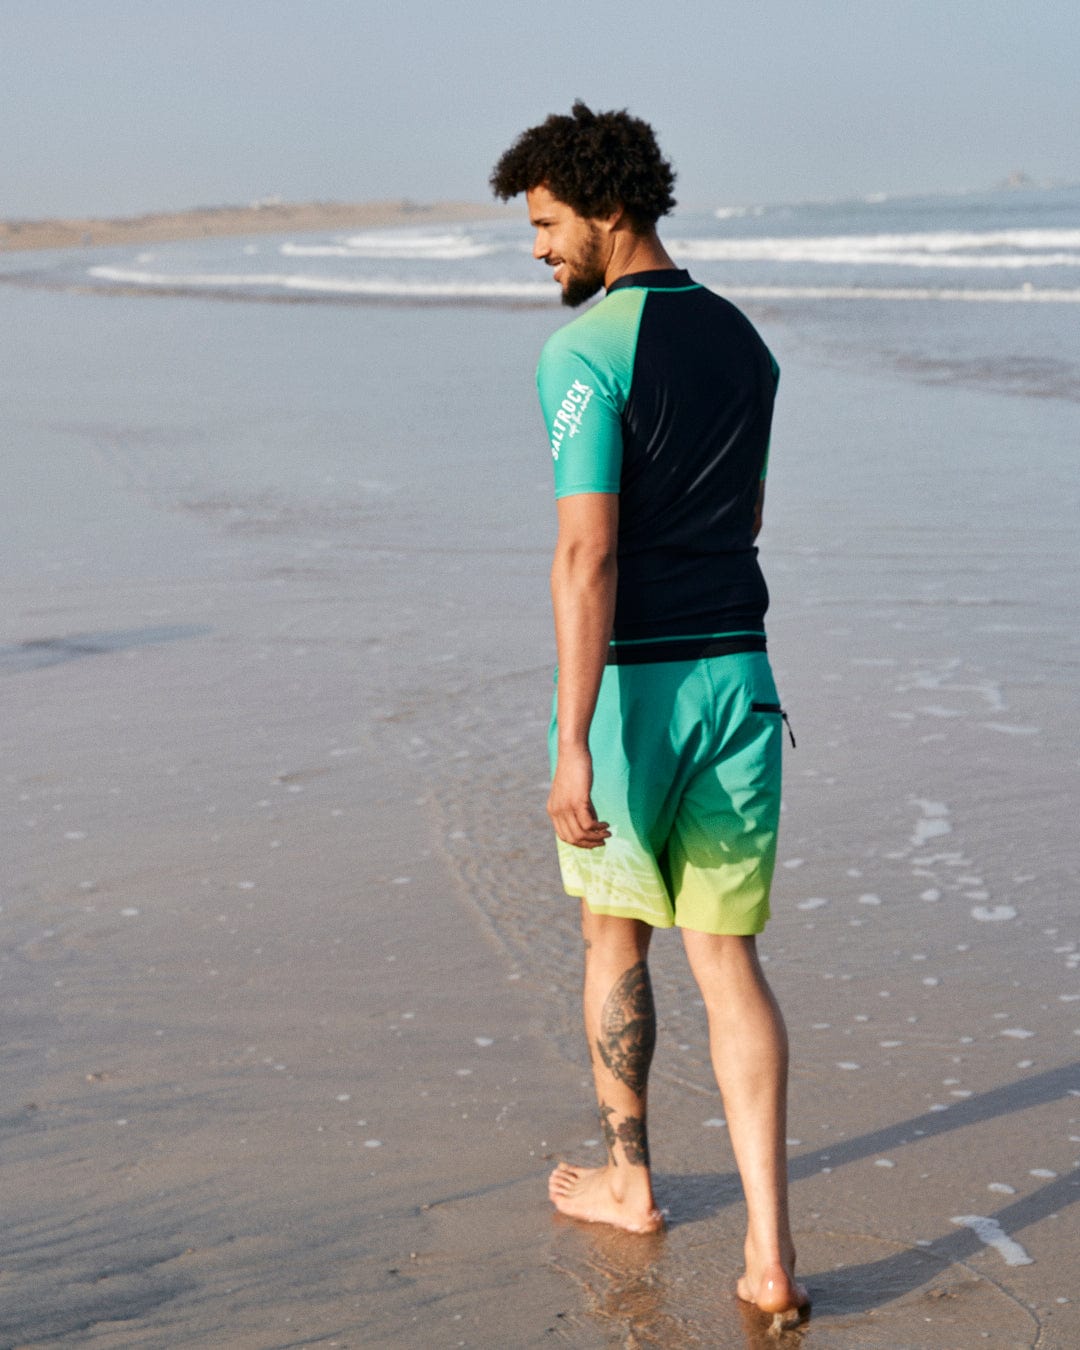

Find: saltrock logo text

[549,380,594,460]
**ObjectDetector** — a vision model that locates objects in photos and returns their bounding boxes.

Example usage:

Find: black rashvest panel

[536,269,778,661]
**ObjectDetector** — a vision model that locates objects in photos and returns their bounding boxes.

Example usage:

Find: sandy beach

[0,200,513,253]
[2,206,1079,1347]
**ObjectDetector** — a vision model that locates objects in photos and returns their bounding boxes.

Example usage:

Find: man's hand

[547,743,611,848]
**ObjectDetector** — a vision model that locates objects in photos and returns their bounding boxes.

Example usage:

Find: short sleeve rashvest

[536,270,779,661]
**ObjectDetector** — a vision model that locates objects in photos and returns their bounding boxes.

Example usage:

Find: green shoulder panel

[535,288,646,498]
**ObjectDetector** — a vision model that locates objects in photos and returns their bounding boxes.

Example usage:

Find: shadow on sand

[633,1059,1080,1332]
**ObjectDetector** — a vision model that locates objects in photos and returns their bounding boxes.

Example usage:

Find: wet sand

[2,275,1079,1346]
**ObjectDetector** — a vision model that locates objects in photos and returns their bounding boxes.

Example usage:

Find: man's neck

[603,228,677,290]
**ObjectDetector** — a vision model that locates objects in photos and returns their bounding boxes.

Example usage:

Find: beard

[559,224,606,307]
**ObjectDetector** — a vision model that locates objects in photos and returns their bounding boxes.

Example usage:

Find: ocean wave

[86,265,553,300]
[280,231,500,261]
[81,266,1080,305]
[720,284,1080,303]
[673,229,1080,268]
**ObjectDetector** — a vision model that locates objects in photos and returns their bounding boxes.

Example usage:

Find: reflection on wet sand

[543,1061,1080,1345]
[0,625,210,674]
[552,1214,1039,1347]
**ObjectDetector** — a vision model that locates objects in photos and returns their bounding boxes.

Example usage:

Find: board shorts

[548,649,784,935]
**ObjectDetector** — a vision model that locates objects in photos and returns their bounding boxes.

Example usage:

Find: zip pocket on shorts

[751,701,796,748]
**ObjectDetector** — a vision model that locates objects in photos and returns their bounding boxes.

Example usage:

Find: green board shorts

[548,650,785,935]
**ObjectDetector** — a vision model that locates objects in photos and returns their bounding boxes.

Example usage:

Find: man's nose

[533,232,549,260]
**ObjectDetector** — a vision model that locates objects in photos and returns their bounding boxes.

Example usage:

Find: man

[490,103,808,1323]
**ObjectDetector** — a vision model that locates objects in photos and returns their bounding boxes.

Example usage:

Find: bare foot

[737,1262,810,1328]
[548,1162,664,1234]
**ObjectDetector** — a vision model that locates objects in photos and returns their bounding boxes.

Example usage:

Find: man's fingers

[553,805,611,848]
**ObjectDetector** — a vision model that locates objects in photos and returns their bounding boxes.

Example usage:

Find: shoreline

[0,199,512,253]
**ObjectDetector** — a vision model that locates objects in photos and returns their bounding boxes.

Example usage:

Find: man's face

[526,185,607,308]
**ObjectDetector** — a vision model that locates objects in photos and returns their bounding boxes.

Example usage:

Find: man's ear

[599,203,627,234]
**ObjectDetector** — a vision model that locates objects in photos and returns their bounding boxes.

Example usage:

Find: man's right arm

[536,331,624,850]
[547,492,618,849]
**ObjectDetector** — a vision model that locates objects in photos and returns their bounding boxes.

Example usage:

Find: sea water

[6,183,1079,301]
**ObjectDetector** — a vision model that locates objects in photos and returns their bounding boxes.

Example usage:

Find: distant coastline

[0,199,512,253]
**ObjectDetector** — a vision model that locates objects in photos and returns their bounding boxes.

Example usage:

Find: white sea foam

[972,905,1018,922]
[951,1215,1033,1266]
[281,232,499,261]
[724,284,1080,302]
[83,266,1080,305]
[912,819,951,846]
[672,228,1080,268]
[909,798,951,849]
[87,266,552,300]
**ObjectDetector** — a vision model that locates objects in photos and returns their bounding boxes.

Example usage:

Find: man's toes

[548,1164,579,1196]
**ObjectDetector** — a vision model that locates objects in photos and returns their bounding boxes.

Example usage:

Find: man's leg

[681,929,808,1316]
[548,902,663,1233]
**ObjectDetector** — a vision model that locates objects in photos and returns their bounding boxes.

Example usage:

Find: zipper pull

[781,710,796,749]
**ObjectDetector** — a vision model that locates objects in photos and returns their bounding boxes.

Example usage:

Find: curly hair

[490,101,676,230]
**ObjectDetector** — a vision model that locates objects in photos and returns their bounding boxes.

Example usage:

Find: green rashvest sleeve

[535,289,645,499]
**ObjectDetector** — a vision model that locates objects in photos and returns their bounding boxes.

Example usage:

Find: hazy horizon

[8,174,1080,227]
[4,0,1078,220]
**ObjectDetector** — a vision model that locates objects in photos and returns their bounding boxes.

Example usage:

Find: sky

[4,0,1079,218]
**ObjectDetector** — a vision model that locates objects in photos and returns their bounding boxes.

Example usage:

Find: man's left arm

[755,349,778,540]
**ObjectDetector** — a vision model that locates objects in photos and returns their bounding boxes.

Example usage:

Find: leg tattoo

[616,1114,650,1167]
[598,1102,651,1168]
[595,960,656,1098]
[598,1103,618,1160]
